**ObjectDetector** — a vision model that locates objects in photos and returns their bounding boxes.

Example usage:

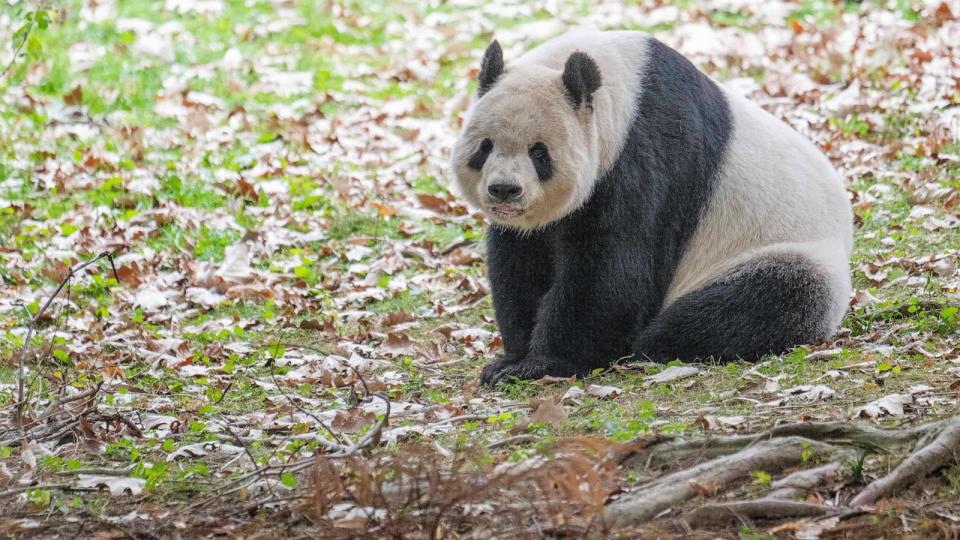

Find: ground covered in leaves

[1,0,959,538]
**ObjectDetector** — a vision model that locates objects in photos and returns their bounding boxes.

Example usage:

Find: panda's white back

[666,87,853,331]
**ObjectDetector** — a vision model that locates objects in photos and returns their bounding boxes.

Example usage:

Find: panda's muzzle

[485,182,526,220]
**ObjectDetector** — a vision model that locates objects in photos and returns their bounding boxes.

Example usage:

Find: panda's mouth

[487,203,525,220]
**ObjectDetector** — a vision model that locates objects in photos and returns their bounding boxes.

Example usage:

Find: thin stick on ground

[850,415,960,507]
[37,381,103,422]
[0,484,99,499]
[0,387,101,446]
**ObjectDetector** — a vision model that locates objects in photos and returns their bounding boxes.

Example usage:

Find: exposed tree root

[620,420,945,469]
[604,437,840,527]
[620,434,757,469]
[606,417,959,530]
[762,420,947,448]
[684,499,842,529]
[767,462,844,500]
[850,415,960,507]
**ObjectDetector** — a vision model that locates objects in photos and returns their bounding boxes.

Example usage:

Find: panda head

[451,40,603,230]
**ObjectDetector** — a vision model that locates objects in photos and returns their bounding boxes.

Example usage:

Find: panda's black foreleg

[632,254,834,362]
[484,238,647,385]
[483,226,554,377]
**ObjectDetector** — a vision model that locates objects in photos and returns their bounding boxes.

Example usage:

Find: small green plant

[751,470,773,486]
[738,526,776,540]
[27,488,51,509]
[801,441,813,465]
[845,452,868,484]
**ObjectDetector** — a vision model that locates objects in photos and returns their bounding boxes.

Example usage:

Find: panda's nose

[488,183,523,201]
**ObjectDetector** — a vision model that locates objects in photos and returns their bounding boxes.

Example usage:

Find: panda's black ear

[562,52,602,110]
[478,40,504,97]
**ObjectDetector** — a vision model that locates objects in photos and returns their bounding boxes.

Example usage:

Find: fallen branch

[54,467,133,477]
[604,436,840,527]
[608,417,960,530]
[683,460,855,528]
[849,416,960,507]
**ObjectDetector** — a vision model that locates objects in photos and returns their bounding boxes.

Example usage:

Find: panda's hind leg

[634,250,847,362]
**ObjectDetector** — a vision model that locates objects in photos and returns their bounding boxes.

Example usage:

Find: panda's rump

[635,241,849,361]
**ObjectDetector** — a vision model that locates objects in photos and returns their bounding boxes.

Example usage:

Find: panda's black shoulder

[629,37,733,172]
[637,38,733,142]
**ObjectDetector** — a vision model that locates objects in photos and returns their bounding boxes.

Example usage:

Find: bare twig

[191,340,391,513]
[266,334,346,445]
[0,484,99,499]
[0,391,99,446]
[37,381,103,422]
[54,468,133,477]
[16,251,113,431]
[440,237,476,256]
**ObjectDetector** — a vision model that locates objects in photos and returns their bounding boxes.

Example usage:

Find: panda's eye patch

[468,138,494,171]
[528,142,552,182]
[529,142,546,160]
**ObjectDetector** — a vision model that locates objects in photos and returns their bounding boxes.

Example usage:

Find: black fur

[633,254,832,362]
[468,138,493,171]
[529,142,553,181]
[478,41,504,97]
[483,39,740,385]
[562,52,602,109]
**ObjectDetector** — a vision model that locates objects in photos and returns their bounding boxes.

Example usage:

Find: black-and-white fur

[450,30,853,385]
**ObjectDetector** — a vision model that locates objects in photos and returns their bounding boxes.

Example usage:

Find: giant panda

[450,29,853,386]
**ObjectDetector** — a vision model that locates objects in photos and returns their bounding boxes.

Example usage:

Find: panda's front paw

[481,355,578,387]
[480,355,520,386]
